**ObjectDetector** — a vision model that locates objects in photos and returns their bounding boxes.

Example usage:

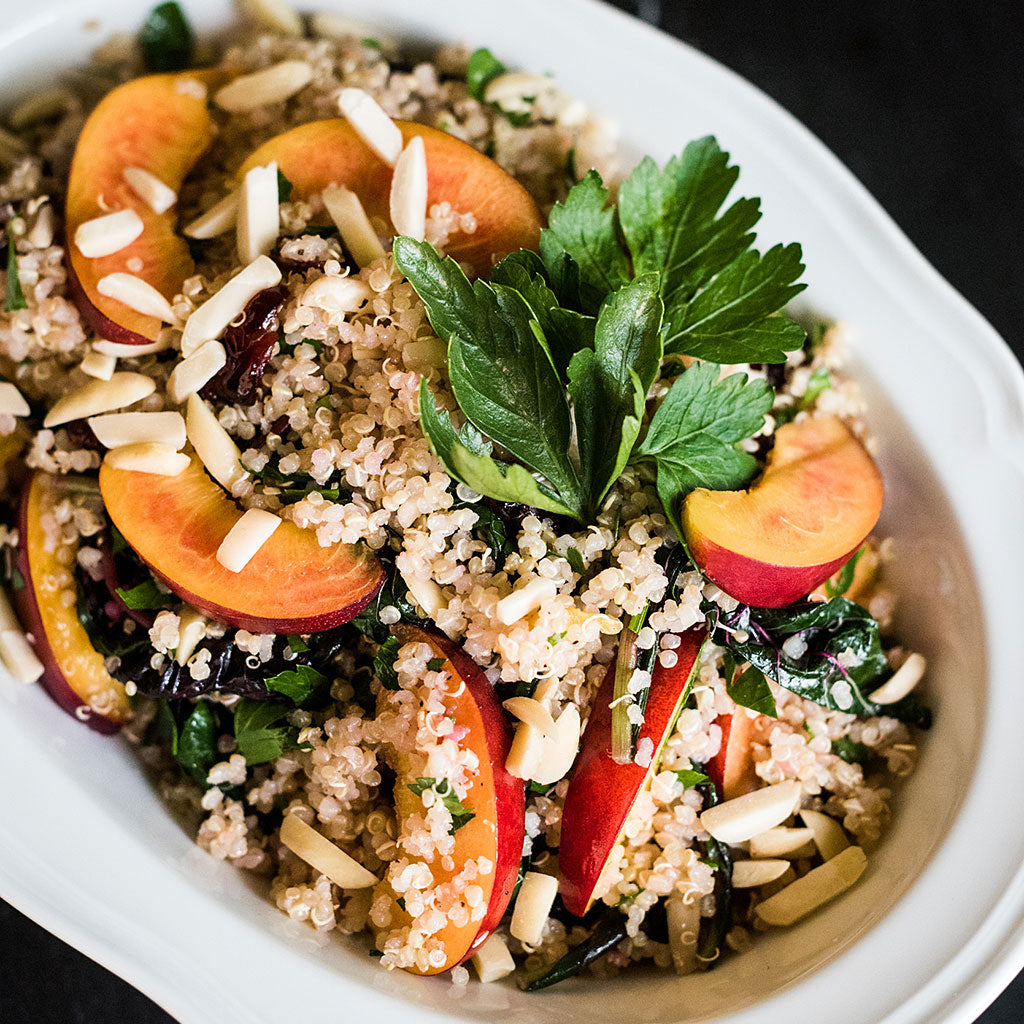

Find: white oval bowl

[0,2,1021,1022]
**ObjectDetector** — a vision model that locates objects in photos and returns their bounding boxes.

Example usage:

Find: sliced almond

[185,393,248,492]
[214,60,314,113]
[96,273,176,324]
[80,350,116,381]
[239,0,303,34]
[279,813,379,888]
[699,780,802,845]
[180,255,282,356]
[666,897,701,975]
[510,872,558,946]
[167,340,227,404]
[0,382,30,417]
[217,508,281,573]
[74,209,144,258]
[175,607,207,666]
[88,411,186,450]
[868,652,926,704]
[495,577,557,626]
[471,932,515,983]
[321,185,385,267]
[748,827,816,859]
[0,627,44,683]
[502,696,558,740]
[103,442,190,477]
[731,858,791,889]
[755,845,867,927]
[237,162,281,265]
[300,274,371,314]
[122,166,177,214]
[337,87,402,166]
[93,336,171,358]
[44,372,155,428]
[799,809,851,862]
[183,191,240,239]
[27,204,55,249]
[483,72,554,115]
[506,704,580,786]
[389,135,427,241]
[400,570,444,618]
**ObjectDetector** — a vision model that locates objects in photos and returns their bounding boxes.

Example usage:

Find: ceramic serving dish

[1,1,1022,1021]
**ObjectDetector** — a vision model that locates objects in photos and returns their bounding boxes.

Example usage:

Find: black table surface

[3,1,1024,1021]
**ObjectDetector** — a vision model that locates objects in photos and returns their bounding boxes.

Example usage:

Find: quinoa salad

[0,1,931,991]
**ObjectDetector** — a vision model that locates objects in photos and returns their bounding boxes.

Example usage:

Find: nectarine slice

[66,73,217,344]
[683,416,884,608]
[558,628,705,917]
[706,709,759,801]
[372,625,524,974]
[15,473,129,732]
[98,456,382,633]
[238,119,542,276]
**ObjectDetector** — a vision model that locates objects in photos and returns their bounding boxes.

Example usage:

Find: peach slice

[372,625,525,974]
[558,628,705,917]
[706,709,759,801]
[15,474,129,732]
[65,72,218,345]
[683,416,884,608]
[98,455,382,633]
[238,119,542,276]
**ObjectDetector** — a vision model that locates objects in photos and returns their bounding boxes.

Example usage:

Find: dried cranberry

[272,237,356,275]
[200,285,288,404]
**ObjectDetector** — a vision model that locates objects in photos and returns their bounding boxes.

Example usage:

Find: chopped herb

[138,1,194,72]
[824,546,864,600]
[426,657,446,672]
[831,735,870,763]
[726,665,778,718]
[5,234,27,312]
[547,631,566,645]
[264,664,328,705]
[407,777,475,833]
[466,47,506,101]
[277,167,294,203]
[373,635,402,690]
[526,910,628,990]
[565,546,586,575]
[233,699,304,765]
[286,634,309,654]
[396,896,406,911]
[176,702,218,787]
[674,768,710,788]
[115,579,171,610]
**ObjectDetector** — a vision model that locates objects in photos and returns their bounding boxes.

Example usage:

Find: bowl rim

[2,1,1024,1022]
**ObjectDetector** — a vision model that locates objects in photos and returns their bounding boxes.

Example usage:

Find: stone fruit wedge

[706,707,760,801]
[238,119,542,276]
[683,416,884,608]
[558,627,705,917]
[15,473,129,732]
[372,625,525,974]
[98,455,382,633]
[65,72,218,345]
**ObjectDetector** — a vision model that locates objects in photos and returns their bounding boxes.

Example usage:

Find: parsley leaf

[277,167,294,203]
[287,634,309,653]
[726,665,777,718]
[407,777,475,833]
[138,1,194,72]
[264,664,328,704]
[115,579,171,610]
[674,768,710,788]
[427,657,446,672]
[540,171,631,315]
[632,361,774,536]
[824,546,864,600]
[233,699,303,765]
[373,635,402,690]
[466,48,506,101]
[831,736,869,763]
[5,234,27,312]
[176,702,219,787]
[567,274,664,511]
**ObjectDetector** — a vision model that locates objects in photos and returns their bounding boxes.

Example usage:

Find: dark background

[3,0,1024,1021]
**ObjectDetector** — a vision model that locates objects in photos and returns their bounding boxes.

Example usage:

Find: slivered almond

[122,166,177,214]
[167,340,227,404]
[0,382,30,417]
[214,60,313,113]
[401,570,444,617]
[44,372,155,428]
[185,393,248,492]
[180,255,282,356]
[96,273,176,324]
[755,845,867,927]
[0,589,43,683]
[74,209,144,258]
[239,0,303,34]
[510,872,558,946]
[237,162,280,265]
[799,809,851,862]
[869,652,926,704]
[301,274,371,314]
[471,933,515,983]
[183,191,240,239]
[699,780,802,845]
[80,350,116,380]
[495,578,556,626]
[389,135,427,241]
[506,704,580,786]
[88,411,186,450]
[732,858,791,888]
[484,72,555,115]
[27,204,55,249]
[93,336,171,358]
[103,442,190,477]
[217,508,281,572]
[748,826,816,859]
[502,696,558,739]
[321,185,385,266]
[337,87,402,166]
[176,607,207,666]
[311,11,398,52]
[279,813,378,888]
[666,897,701,975]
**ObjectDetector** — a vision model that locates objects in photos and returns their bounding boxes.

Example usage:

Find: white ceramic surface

[0,2,1021,1022]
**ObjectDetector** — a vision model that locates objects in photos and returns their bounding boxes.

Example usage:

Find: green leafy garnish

[373,635,402,690]
[176,702,218,787]
[726,665,777,718]
[426,657,446,672]
[831,736,870,763]
[115,579,171,610]
[775,364,833,426]
[824,546,864,600]
[138,1,194,72]
[632,361,774,536]
[233,699,304,765]
[407,777,475,833]
[5,234,27,312]
[466,48,506,101]
[565,546,586,574]
[286,634,309,653]
[264,664,328,704]
[674,768,710,788]
[277,167,293,203]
